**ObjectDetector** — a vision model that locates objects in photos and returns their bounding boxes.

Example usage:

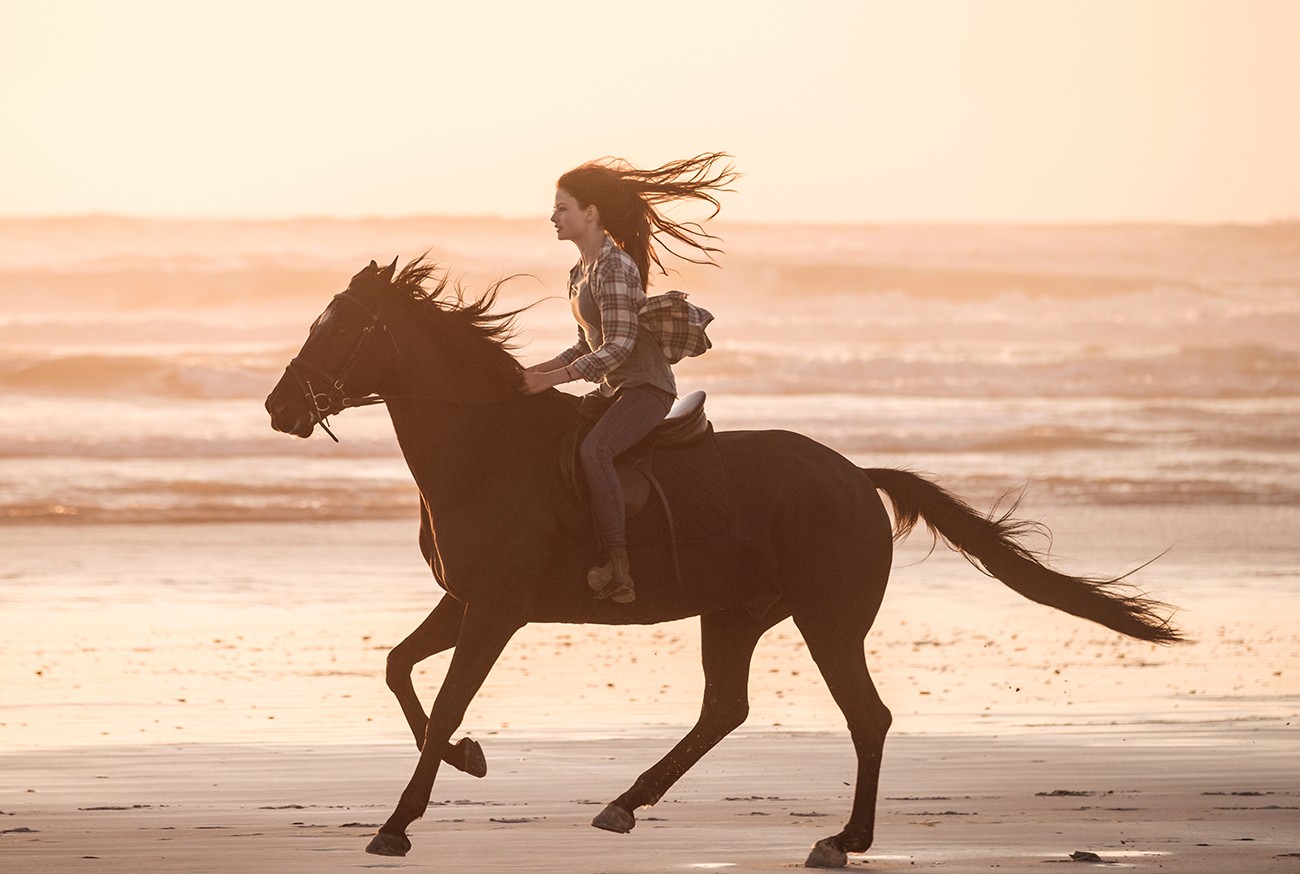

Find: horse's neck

[381,308,577,514]
[386,392,574,512]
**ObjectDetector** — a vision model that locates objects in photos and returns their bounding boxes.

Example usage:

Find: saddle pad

[627,425,729,546]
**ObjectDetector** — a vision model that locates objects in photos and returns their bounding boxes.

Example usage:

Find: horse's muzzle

[265,374,317,439]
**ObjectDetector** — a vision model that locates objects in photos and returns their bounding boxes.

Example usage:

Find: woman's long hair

[557,153,737,289]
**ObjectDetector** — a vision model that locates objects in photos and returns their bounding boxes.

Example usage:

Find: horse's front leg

[367,605,522,857]
[386,595,486,777]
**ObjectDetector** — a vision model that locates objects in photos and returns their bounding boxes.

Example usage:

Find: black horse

[264,258,1182,868]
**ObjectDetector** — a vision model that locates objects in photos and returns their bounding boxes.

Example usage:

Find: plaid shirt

[557,237,646,382]
[639,290,713,363]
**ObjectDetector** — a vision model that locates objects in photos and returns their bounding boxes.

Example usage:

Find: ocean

[2,217,1296,523]
[1,217,1297,749]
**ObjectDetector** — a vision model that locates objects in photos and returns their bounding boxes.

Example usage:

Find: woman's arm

[527,326,590,373]
[521,331,590,394]
[567,253,641,382]
[526,354,572,374]
[521,249,643,395]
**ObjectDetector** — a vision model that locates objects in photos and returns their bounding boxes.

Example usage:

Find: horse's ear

[351,260,382,286]
[378,257,399,284]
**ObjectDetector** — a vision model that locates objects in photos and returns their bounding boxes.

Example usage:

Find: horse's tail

[862,467,1184,644]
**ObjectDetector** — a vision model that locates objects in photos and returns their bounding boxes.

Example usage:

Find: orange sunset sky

[4,0,1298,224]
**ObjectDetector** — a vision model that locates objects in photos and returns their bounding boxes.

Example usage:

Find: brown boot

[587,557,613,592]
[591,546,635,604]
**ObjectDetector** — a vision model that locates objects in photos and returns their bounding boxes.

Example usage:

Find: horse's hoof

[456,737,488,778]
[365,832,411,857]
[591,802,636,834]
[804,837,848,868]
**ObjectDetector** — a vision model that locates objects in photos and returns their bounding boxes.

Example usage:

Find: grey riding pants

[579,384,674,550]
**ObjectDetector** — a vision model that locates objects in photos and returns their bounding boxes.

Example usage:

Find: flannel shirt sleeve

[569,252,641,381]
[555,328,591,366]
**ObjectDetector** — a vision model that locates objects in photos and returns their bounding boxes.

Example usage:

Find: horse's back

[715,428,894,610]
[717,428,867,497]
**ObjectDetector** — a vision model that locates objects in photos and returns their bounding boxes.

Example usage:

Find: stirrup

[593,578,635,603]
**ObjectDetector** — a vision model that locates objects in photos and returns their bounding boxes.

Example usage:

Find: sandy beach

[3,729,1297,872]
[3,513,1297,872]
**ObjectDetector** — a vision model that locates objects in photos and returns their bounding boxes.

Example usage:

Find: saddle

[633,389,710,451]
[561,391,728,575]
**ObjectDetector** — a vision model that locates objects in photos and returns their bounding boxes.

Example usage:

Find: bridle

[283,289,391,442]
[281,287,526,442]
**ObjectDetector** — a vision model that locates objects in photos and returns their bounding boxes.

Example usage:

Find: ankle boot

[587,557,614,592]
[590,547,635,603]
[605,546,635,604]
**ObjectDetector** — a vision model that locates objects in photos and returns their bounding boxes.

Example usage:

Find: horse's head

[265,258,400,440]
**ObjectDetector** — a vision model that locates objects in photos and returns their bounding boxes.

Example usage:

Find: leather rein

[283,291,390,442]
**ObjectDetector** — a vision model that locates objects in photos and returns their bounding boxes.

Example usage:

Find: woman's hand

[521,366,575,395]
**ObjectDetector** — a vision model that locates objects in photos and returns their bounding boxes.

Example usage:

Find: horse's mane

[388,257,526,382]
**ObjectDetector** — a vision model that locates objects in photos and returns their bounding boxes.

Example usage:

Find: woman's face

[551,188,596,242]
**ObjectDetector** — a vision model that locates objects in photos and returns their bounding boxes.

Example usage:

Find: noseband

[284,290,390,442]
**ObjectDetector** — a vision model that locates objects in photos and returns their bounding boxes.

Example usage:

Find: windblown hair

[390,257,525,381]
[557,152,738,288]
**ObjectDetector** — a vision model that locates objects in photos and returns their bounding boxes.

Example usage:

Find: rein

[283,291,389,442]
[283,289,525,442]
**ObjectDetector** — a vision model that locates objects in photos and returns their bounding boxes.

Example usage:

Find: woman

[522,153,736,604]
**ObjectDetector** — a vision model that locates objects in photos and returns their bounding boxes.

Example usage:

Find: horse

[264,257,1182,868]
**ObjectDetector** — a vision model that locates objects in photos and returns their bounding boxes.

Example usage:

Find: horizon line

[1,211,1297,230]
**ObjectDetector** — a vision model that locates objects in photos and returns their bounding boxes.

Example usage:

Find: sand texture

[3,729,1298,873]
[3,508,1297,873]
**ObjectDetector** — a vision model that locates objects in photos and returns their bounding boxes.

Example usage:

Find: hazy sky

[4,0,1298,223]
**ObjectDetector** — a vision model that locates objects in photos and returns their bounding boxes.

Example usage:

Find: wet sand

[2,729,1297,872]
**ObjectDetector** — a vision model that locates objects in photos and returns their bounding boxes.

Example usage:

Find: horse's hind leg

[793,613,892,868]
[385,595,485,777]
[592,606,787,833]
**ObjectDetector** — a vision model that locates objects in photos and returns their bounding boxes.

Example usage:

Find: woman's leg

[579,385,673,597]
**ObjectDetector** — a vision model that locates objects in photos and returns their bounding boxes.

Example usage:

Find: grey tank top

[571,265,677,398]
